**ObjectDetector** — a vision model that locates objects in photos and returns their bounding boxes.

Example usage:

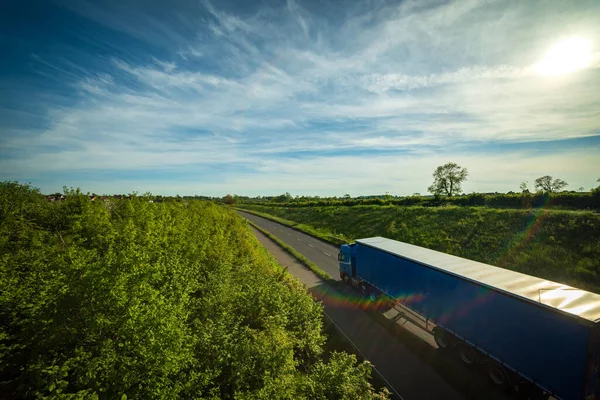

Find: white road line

[297,238,302,241]
[279,229,283,232]
[324,252,331,257]
[287,233,291,236]
[308,244,314,248]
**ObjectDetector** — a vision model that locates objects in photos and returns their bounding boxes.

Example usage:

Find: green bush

[0,182,388,399]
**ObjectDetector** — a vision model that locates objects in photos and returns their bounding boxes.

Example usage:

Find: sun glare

[534,37,592,76]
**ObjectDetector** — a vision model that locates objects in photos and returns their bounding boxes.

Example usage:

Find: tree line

[426,162,590,197]
[225,163,599,210]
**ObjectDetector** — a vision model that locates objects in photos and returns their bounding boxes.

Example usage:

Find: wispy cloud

[1,0,600,195]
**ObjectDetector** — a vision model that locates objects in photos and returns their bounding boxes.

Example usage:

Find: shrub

[0,182,388,399]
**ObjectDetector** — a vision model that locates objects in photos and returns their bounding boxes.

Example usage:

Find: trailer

[337,236,600,400]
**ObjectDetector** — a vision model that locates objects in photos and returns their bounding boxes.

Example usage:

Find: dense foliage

[0,182,388,399]
[236,191,600,210]
[240,204,600,293]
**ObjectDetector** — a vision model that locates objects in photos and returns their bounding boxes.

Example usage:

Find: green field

[240,204,600,294]
[0,182,388,399]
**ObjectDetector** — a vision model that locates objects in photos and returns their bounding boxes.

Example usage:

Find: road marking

[324,252,331,257]
[297,238,302,241]
[308,244,314,248]
[279,229,283,232]
[287,233,291,236]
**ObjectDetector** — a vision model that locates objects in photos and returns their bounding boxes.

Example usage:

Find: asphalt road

[238,211,342,279]
[239,210,515,400]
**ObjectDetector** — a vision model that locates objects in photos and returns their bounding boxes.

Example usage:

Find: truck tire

[433,328,452,350]
[483,359,511,391]
[455,342,479,367]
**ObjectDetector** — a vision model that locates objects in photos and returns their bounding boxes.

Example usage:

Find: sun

[534,37,592,76]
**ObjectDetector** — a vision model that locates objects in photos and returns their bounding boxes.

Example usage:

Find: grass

[239,204,600,294]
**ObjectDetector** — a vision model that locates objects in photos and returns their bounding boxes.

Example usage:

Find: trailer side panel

[356,243,590,399]
[584,325,600,399]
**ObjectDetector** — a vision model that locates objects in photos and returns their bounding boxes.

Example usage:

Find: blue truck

[338,236,600,400]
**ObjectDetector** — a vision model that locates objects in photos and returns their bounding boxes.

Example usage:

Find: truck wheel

[433,328,451,350]
[456,343,478,367]
[483,360,511,391]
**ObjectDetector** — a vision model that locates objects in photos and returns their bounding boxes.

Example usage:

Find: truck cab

[338,243,356,283]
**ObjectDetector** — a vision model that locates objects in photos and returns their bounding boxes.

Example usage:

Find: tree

[273,192,293,203]
[519,181,529,193]
[427,162,468,197]
[223,194,236,205]
[579,187,585,192]
[534,175,568,193]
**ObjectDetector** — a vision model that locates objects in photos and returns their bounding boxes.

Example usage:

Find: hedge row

[241,191,600,210]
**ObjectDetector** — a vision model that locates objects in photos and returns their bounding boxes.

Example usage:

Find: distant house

[45,194,65,202]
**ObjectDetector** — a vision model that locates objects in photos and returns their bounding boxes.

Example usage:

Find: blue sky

[1,0,600,196]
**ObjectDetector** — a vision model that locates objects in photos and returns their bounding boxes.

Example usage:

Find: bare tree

[534,176,568,193]
[427,162,468,197]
